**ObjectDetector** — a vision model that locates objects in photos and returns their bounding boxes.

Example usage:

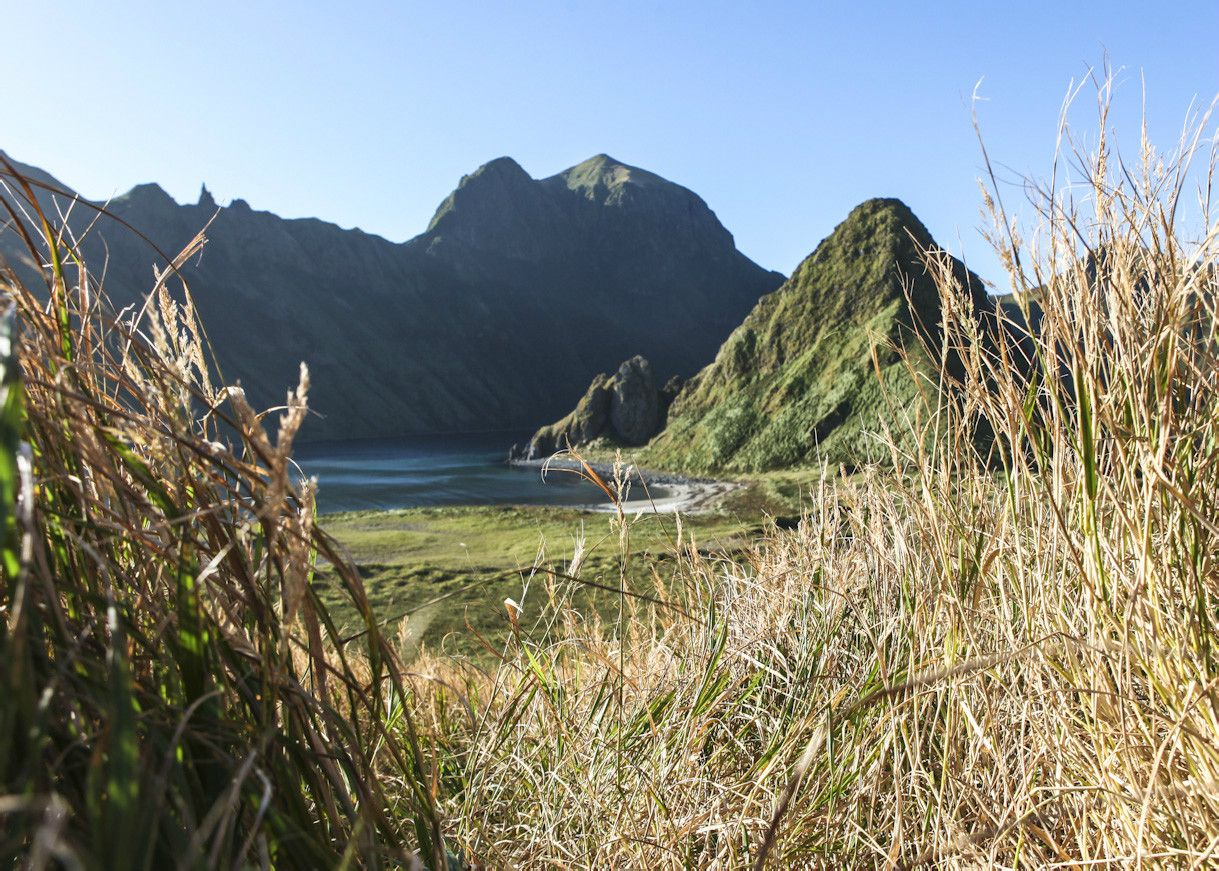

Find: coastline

[508,456,743,514]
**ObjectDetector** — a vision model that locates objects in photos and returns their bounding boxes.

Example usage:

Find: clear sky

[4,1,1217,285]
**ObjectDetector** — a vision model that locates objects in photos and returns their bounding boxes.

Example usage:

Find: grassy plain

[315,502,767,657]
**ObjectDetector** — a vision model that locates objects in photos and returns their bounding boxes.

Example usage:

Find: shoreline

[508,456,743,514]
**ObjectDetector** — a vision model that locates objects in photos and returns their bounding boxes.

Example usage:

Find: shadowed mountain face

[0,152,783,441]
[642,198,994,473]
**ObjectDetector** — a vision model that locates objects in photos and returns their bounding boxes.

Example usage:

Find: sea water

[293,432,659,514]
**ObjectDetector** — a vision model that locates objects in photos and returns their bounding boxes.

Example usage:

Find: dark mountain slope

[0,151,783,440]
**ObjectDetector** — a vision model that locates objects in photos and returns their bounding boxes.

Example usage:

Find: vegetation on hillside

[645,197,992,473]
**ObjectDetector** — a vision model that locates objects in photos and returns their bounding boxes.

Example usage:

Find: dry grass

[0,164,446,867]
[405,82,1219,867]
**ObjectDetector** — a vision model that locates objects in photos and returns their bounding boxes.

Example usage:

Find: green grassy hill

[643,197,992,473]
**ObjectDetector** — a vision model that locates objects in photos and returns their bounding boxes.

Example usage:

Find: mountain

[0,152,783,441]
[639,198,992,473]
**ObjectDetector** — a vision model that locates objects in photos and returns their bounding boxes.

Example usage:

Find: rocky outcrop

[659,374,683,419]
[526,373,612,457]
[609,356,659,444]
[523,356,678,457]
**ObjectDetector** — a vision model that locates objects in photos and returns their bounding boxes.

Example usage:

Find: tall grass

[4,78,1215,869]
[409,84,1219,866]
[0,168,446,867]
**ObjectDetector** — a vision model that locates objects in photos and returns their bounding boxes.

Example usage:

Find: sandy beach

[508,456,742,514]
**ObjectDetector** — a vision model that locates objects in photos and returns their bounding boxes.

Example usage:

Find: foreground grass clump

[0,169,446,866]
[407,94,1219,866]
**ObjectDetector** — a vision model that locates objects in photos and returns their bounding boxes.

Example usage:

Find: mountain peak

[556,153,671,198]
[426,156,538,234]
[116,182,178,208]
[788,196,938,287]
[645,197,990,474]
[837,197,931,246]
[573,153,624,171]
[468,155,530,182]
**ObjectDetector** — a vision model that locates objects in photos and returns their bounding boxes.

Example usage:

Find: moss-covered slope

[643,198,990,473]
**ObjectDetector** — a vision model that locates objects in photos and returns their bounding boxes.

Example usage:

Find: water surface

[294,433,661,514]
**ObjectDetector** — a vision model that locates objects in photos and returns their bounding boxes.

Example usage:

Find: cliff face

[524,355,679,457]
[643,198,994,473]
[0,151,783,440]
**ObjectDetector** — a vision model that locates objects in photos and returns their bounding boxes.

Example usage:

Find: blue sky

[4,1,1217,284]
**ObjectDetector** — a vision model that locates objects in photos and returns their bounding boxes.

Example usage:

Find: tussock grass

[0,167,446,866]
[409,84,1219,867]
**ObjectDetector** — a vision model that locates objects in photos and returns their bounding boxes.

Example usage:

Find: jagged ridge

[0,151,783,441]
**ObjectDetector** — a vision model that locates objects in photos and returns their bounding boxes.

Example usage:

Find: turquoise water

[294,433,649,514]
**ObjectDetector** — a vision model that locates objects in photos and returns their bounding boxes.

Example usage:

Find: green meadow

[315,501,768,656]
